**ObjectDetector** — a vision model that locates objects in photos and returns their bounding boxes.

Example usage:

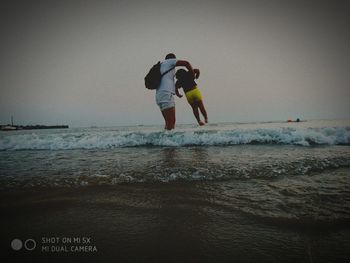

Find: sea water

[1,120,350,262]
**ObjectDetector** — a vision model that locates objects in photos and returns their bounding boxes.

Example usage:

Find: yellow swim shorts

[185,87,202,104]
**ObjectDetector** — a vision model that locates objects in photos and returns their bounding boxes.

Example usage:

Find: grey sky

[1,0,349,127]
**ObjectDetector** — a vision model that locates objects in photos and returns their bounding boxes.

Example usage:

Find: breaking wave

[1,126,350,150]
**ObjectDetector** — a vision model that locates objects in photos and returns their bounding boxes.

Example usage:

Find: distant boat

[1,115,17,131]
[287,118,305,123]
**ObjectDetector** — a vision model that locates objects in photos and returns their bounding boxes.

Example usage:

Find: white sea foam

[0,124,349,150]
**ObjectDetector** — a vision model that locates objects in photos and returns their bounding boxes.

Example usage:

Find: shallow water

[1,120,350,262]
[1,145,350,222]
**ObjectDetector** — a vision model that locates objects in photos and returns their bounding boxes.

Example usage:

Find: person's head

[165,53,176,60]
[175,69,187,80]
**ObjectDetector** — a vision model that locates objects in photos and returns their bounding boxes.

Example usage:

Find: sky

[1,0,349,127]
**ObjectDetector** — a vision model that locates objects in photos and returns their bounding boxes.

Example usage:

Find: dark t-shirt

[175,71,197,93]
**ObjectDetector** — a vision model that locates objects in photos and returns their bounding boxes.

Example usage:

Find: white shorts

[155,91,175,111]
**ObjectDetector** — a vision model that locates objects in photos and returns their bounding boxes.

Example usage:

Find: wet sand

[1,183,350,263]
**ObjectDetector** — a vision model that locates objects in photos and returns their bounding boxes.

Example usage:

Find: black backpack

[144,61,175,90]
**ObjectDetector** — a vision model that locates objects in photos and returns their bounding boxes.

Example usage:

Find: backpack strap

[161,65,176,78]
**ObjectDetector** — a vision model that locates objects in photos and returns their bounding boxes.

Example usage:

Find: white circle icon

[24,239,36,251]
[11,239,23,250]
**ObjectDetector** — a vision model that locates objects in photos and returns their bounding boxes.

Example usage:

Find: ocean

[1,119,350,262]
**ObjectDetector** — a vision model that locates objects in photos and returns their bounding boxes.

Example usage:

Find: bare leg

[161,110,168,129]
[162,107,176,130]
[198,100,208,123]
[191,102,204,126]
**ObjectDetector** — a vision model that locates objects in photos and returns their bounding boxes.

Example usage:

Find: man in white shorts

[156,53,197,130]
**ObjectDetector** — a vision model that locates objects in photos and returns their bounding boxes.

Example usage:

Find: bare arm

[193,68,200,79]
[175,88,183,98]
[175,81,183,98]
[176,60,195,78]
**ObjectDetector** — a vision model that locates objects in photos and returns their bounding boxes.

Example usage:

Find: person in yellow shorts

[175,68,208,126]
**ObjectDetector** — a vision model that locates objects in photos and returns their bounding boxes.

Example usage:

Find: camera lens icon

[11,239,23,251]
[24,239,36,251]
[11,239,36,251]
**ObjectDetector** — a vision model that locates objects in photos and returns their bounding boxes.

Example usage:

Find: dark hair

[165,53,176,60]
[175,69,187,80]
